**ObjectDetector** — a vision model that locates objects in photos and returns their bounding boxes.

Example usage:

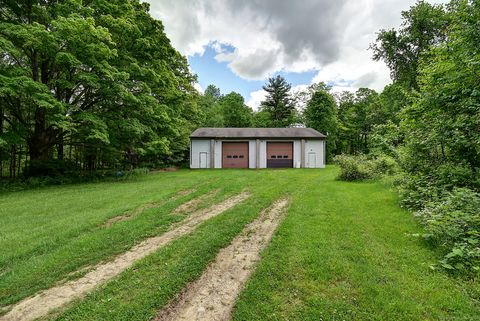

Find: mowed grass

[0,167,479,320]
[233,172,480,320]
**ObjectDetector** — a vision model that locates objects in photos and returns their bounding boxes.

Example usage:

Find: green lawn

[0,168,478,320]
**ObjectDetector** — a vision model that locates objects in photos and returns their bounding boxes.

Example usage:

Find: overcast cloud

[147,0,447,107]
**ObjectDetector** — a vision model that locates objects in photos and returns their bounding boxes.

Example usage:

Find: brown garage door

[222,142,249,168]
[267,142,293,168]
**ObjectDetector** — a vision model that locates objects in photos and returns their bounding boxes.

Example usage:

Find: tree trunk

[28,108,54,161]
[17,147,22,177]
[10,145,16,178]
[57,131,64,161]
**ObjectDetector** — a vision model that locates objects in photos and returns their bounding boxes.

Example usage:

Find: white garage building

[190,128,326,169]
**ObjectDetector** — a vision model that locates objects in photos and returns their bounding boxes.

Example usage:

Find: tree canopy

[303,83,337,161]
[0,0,200,174]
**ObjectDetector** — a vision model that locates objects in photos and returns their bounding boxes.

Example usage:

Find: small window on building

[271,155,277,159]
[233,155,238,158]
[277,155,283,159]
[283,155,288,158]
[239,155,244,158]
[227,155,232,158]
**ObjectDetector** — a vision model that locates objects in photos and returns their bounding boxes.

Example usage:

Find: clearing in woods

[0,168,479,321]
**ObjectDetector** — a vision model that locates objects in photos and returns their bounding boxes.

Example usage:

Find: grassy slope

[0,168,478,320]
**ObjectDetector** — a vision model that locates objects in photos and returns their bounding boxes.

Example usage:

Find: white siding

[190,139,211,169]
[293,140,301,168]
[259,140,267,168]
[214,140,222,168]
[304,140,325,168]
[248,140,256,169]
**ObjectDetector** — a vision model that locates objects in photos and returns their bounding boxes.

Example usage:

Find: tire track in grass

[0,192,250,321]
[102,188,197,227]
[155,198,289,321]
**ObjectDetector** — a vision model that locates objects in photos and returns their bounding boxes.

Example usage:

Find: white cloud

[147,0,448,93]
[246,89,267,111]
[193,82,203,94]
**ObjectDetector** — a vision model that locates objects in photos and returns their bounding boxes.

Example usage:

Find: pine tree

[260,75,295,127]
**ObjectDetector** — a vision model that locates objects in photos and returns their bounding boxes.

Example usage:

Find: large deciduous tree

[371,0,448,90]
[304,83,338,161]
[0,0,199,173]
[219,92,253,128]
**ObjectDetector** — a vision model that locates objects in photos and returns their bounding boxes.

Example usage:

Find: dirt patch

[102,201,161,227]
[176,188,196,197]
[0,192,250,321]
[102,189,197,227]
[155,198,289,321]
[172,189,219,215]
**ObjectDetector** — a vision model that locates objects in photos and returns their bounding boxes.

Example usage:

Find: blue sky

[188,44,317,100]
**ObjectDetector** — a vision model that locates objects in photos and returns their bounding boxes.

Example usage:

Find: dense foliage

[0,0,200,176]
[197,85,253,128]
[334,154,398,181]
[304,83,337,161]
[416,188,480,272]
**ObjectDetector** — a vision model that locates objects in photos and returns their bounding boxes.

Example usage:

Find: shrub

[24,160,80,177]
[397,174,445,211]
[120,167,149,180]
[416,188,480,274]
[334,154,398,181]
[333,154,372,181]
[370,155,398,176]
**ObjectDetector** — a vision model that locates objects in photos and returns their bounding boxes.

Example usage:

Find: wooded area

[0,0,201,178]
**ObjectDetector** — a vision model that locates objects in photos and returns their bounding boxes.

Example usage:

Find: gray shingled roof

[190,128,326,139]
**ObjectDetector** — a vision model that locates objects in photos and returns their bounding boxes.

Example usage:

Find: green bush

[333,154,372,181]
[370,155,398,176]
[114,168,150,180]
[397,175,445,211]
[334,154,398,181]
[0,167,151,193]
[416,188,480,274]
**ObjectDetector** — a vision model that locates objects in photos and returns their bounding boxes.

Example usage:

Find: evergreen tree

[260,75,295,127]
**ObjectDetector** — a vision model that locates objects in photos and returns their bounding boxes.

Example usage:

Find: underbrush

[416,188,480,274]
[0,167,150,193]
[333,154,398,181]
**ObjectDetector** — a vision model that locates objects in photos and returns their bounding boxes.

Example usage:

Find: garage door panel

[267,142,293,168]
[222,142,249,168]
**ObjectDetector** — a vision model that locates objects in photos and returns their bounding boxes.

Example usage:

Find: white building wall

[259,140,267,168]
[190,139,211,169]
[214,140,222,168]
[293,140,301,168]
[248,140,256,169]
[305,140,325,168]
